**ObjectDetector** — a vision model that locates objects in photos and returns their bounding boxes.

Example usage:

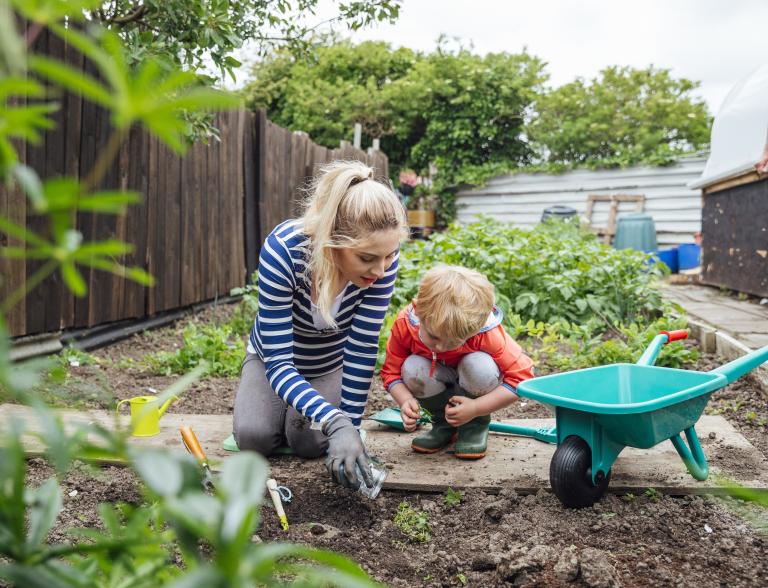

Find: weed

[393,501,431,543]
[444,487,463,508]
[457,572,467,585]
[745,411,757,422]
[644,487,661,502]
[622,493,636,503]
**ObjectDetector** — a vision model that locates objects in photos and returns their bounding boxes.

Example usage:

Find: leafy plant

[644,487,661,502]
[227,273,260,336]
[393,501,431,544]
[0,3,377,585]
[143,322,246,378]
[443,487,463,508]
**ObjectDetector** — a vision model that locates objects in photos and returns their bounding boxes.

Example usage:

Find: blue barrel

[678,243,701,270]
[652,248,679,273]
[613,214,657,252]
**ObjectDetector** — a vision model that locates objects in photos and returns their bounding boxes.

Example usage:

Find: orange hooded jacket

[380,303,534,394]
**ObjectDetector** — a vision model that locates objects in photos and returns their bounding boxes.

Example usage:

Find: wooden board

[2,406,766,495]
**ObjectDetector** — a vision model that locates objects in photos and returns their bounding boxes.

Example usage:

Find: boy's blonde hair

[416,266,495,344]
[301,160,408,328]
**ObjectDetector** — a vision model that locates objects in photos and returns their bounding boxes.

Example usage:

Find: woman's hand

[445,396,479,427]
[323,416,373,489]
[400,397,421,432]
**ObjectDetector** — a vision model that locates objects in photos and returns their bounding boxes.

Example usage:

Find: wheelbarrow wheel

[550,436,611,508]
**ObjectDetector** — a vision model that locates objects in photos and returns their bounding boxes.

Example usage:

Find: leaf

[132,450,187,497]
[25,477,63,547]
[29,56,112,108]
[61,261,87,296]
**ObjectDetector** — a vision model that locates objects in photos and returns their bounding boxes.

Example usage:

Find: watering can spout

[711,345,768,385]
[158,396,177,417]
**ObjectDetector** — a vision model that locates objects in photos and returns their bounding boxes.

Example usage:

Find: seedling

[444,487,463,508]
[644,487,661,502]
[622,492,636,503]
[457,572,467,585]
[393,501,431,543]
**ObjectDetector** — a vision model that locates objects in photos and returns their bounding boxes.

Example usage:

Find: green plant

[227,272,260,336]
[644,487,661,502]
[393,501,431,544]
[457,572,468,585]
[529,65,711,170]
[622,493,636,503]
[443,487,463,508]
[59,346,99,368]
[0,3,377,584]
[143,322,245,377]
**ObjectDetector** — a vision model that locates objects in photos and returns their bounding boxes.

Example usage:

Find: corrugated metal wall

[456,156,706,246]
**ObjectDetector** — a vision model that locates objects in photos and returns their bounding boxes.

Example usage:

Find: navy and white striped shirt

[248,219,398,428]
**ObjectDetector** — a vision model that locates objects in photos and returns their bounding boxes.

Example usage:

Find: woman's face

[334,228,402,288]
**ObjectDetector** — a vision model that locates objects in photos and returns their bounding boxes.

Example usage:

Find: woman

[233,160,408,489]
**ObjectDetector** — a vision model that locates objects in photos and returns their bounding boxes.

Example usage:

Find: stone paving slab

[663,284,768,350]
[3,405,767,494]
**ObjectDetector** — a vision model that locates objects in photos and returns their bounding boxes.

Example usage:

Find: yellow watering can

[116,395,178,437]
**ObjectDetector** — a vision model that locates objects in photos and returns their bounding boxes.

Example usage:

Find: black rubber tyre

[550,435,611,508]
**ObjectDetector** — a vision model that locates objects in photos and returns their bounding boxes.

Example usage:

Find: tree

[85,0,402,81]
[528,65,711,170]
[243,37,547,224]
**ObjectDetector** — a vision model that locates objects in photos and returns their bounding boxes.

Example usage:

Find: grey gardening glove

[323,415,374,490]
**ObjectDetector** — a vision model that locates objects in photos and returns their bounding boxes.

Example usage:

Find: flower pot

[407,209,435,228]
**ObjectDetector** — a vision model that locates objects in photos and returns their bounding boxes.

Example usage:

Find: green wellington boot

[411,391,456,454]
[454,414,491,459]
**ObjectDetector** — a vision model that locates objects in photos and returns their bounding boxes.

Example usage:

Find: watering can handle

[661,329,688,343]
[116,399,130,416]
[180,426,208,465]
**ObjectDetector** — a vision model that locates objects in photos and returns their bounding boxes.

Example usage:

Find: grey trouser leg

[401,354,457,399]
[233,354,342,458]
[456,352,502,398]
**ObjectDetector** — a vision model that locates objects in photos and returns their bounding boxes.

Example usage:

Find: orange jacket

[380,304,534,394]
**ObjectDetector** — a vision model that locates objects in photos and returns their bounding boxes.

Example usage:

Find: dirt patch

[14,307,768,587]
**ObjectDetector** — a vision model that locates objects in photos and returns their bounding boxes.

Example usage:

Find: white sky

[234,0,768,115]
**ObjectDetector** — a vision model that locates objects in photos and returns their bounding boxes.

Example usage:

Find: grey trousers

[233,354,342,458]
[401,352,502,399]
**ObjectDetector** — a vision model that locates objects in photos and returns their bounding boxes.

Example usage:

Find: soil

[15,306,768,588]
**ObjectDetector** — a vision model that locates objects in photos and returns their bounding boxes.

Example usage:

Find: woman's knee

[457,352,501,397]
[285,411,328,458]
[402,354,446,399]
[233,420,282,456]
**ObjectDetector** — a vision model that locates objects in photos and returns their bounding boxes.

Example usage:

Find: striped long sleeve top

[248,219,398,428]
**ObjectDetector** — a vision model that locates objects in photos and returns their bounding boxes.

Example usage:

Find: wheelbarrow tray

[517,364,727,449]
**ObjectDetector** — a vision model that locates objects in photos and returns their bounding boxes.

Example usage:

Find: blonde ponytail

[301,160,408,328]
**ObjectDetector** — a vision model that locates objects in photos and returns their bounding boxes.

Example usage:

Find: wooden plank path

[1,405,766,494]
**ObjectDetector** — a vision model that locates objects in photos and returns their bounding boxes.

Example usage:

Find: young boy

[380,266,534,459]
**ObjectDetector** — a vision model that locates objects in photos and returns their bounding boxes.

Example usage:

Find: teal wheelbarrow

[516,329,768,508]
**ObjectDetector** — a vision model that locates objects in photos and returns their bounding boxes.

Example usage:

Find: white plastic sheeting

[689,64,768,189]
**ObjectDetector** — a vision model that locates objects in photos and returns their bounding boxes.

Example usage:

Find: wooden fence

[1,27,388,338]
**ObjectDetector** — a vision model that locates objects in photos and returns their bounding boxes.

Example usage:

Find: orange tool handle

[661,329,689,343]
[180,426,208,464]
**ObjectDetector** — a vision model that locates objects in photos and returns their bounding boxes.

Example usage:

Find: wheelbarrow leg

[669,426,709,481]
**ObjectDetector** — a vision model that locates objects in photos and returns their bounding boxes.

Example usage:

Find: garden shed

[455,156,706,247]
[688,64,768,297]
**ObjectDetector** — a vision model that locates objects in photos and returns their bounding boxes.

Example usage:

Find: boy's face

[416,317,466,353]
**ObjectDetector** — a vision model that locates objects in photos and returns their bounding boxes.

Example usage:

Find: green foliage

[393,501,431,544]
[144,323,245,378]
[0,4,377,584]
[376,217,699,373]
[528,65,711,170]
[393,217,667,327]
[644,487,662,502]
[244,38,546,226]
[227,273,260,336]
[443,487,463,508]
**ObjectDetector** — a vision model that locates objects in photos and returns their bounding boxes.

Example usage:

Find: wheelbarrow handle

[661,329,689,343]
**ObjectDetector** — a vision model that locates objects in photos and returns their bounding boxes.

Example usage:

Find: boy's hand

[400,397,421,432]
[445,396,479,427]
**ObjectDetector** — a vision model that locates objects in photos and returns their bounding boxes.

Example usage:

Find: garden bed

[14,305,768,588]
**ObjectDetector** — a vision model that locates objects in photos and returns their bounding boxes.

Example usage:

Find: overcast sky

[238,0,767,115]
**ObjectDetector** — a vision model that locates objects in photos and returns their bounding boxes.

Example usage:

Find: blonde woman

[233,160,408,490]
